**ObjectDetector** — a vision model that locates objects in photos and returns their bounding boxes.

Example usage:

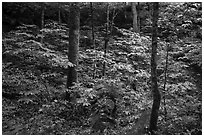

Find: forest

[2,2,202,135]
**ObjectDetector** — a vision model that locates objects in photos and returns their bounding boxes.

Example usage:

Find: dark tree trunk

[137,2,140,33]
[131,2,139,33]
[67,3,80,88]
[58,2,62,24]
[90,2,96,79]
[58,8,61,24]
[163,44,169,120]
[41,4,45,44]
[149,2,161,134]
[110,7,115,34]
[102,3,109,77]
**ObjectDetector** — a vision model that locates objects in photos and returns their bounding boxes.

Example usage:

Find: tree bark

[131,2,139,33]
[67,3,80,88]
[40,4,45,44]
[163,44,169,119]
[90,2,96,79]
[137,2,140,32]
[58,8,61,24]
[149,2,161,134]
[102,3,109,77]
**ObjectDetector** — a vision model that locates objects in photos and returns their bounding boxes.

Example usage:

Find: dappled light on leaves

[2,2,202,135]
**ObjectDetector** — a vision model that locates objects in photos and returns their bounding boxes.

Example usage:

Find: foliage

[2,2,202,135]
[159,2,202,40]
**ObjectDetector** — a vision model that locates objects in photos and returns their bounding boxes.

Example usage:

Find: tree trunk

[90,2,96,79]
[137,2,141,32]
[110,7,118,35]
[102,3,109,77]
[58,3,61,24]
[41,4,45,44]
[149,2,161,134]
[67,3,80,88]
[58,8,61,24]
[163,44,169,119]
[131,2,139,33]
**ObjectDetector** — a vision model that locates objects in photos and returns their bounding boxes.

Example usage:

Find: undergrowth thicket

[2,20,202,134]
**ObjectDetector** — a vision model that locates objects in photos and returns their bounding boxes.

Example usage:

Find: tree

[137,2,141,32]
[90,2,96,79]
[102,3,110,77]
[58,3,61,24]
[40,3,45,44]
[149,2,161,134]
[67,3,80,88]
[131,2,139,33]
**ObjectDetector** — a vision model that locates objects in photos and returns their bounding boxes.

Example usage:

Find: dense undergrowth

[2,21,202,135]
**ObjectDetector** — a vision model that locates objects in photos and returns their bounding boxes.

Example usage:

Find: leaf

[18,98,36,104]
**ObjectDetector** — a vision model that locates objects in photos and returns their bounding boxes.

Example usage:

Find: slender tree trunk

[163,44,169,119]
[67,3,80,88]
[131,2,139,33]
[58,3,62,24]
[110,7,115,34]
[137,2,140,33]
[102,3,109,77]
[41,4,45,44]
[149,2,161,134]
[110,7,118,35]
[90,2,96,79]
[58,8,61,24]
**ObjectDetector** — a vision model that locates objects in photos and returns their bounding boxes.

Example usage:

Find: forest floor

[2,24,202,135]
[157,63,202,135]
